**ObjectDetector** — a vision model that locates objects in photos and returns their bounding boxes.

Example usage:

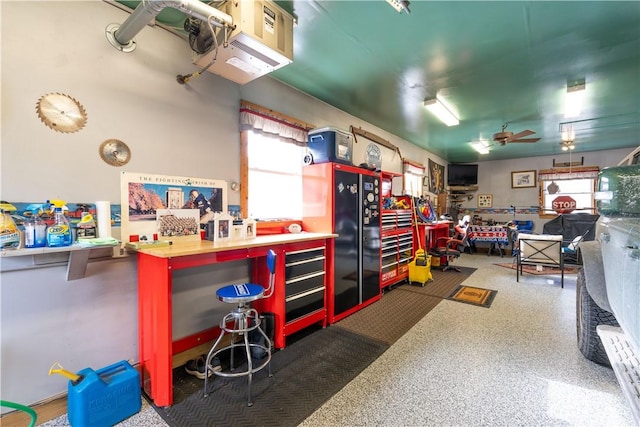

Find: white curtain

[403,160,425,176]
[240,107,308,145]
[539,167,599,181]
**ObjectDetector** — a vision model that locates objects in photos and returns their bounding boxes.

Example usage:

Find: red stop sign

[552,195,577,214]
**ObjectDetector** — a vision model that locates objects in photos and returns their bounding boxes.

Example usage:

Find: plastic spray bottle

[46,200,72,247]
[76,212,97,240]
[24,215,47,248]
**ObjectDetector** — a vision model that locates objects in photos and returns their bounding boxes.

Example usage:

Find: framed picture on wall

[511,170,537,188]
[477,194,493,208]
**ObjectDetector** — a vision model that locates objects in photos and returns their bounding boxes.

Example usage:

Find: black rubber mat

[336,268,475,344]
[152,326,387,427]
[333,288,441,345]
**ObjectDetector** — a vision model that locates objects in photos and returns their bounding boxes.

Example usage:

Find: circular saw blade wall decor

[36,92,88,133]
[99,139,131,167]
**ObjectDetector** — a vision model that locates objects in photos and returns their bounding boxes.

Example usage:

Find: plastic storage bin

[306,127,353,165]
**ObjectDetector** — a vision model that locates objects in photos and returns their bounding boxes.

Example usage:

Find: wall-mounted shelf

[447,186,478,204]
[447,186,478,221]
[0,244,119,281]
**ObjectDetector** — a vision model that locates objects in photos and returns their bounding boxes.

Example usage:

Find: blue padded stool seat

[216,283,265,304]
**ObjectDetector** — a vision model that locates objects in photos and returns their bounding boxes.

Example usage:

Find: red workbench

[135,233,336,407]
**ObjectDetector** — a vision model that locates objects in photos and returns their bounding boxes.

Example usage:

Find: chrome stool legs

[203,302,272,407]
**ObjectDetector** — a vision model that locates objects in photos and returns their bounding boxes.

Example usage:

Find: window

[239,100,313,221]
[246,130,304,219]
[404,173,422,197]
[539,167,599,216]
[403,159,425,197]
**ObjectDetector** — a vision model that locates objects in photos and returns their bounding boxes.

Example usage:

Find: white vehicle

[577,145,640,423]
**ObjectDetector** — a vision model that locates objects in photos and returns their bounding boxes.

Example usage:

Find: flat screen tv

[447,164,478,186]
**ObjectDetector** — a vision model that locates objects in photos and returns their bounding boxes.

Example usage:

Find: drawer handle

[286,246,325,256]
[285,270,325,284]
[286,255,325,267]
[286,286,325,302]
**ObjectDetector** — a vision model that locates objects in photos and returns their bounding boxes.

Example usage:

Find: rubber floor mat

[152,326,387,427]
[333,289,441,345]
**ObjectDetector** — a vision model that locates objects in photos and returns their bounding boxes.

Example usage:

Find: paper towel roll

[96,201,112,238]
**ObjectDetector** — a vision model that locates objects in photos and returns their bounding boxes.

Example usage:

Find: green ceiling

[120,1,640,163]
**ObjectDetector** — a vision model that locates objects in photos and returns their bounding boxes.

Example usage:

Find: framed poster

[511,170,537,188]
[428,159,445,194]
[477,194,493,208]
[120,172,227,242]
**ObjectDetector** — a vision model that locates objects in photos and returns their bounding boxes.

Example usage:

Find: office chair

[429,236,464,272]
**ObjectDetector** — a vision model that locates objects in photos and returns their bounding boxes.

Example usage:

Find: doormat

[495,263,578,275]
[447,285,497,308]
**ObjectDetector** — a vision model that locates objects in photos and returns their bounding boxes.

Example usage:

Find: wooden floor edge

[0,343,221,426]
[1,393,67,427]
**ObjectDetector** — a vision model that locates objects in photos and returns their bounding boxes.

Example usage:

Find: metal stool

[203,249,276,406]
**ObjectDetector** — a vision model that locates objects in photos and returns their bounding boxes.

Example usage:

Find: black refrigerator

[302,162,381,323]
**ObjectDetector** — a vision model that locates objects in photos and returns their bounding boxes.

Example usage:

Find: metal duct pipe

[106,0,233,52]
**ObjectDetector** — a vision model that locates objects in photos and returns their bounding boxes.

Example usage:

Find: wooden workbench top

[133,232,337,258]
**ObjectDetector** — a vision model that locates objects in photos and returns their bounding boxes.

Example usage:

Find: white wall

[470,148,633,231]
[1,1,241,205]
[0,0,632,410]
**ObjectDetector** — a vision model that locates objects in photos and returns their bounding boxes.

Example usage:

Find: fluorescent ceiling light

[561,125,575,143]
[386,0,411,13]
[471,140,490,154]
[560,124,575,151]
[564,81,586,118]
[424,97,459,126]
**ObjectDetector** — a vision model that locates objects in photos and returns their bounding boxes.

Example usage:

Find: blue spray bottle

[46,200,72,247]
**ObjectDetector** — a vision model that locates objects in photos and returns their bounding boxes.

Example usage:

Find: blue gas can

[67,360,141,427]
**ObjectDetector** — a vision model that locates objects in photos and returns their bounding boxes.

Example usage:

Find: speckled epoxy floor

[41,254,635,426]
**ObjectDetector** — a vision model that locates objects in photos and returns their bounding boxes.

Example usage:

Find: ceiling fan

[492,123,540,146]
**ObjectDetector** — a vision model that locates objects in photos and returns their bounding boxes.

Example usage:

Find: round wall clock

[99,139,131,167]
[36,92,88,133]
